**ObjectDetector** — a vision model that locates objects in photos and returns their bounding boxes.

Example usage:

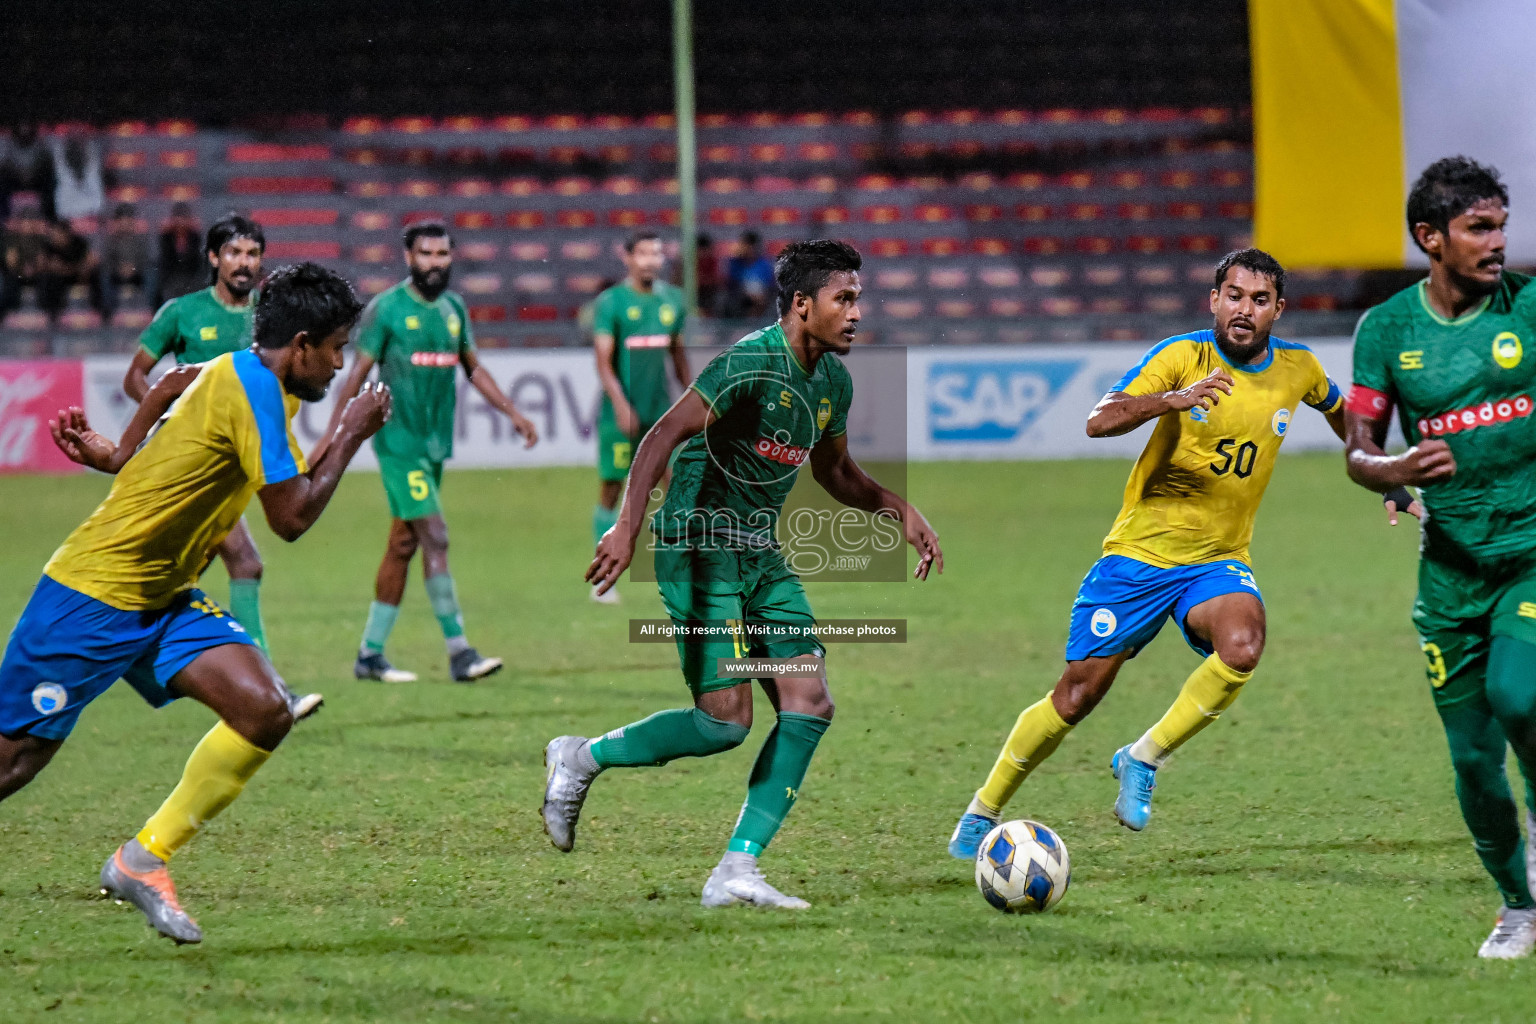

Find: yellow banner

[1250,0,1404,267]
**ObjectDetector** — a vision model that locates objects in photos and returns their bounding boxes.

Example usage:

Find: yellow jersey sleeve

[1297,348,1344,413]
[227,349,308,488]
[1114,338,1202,397]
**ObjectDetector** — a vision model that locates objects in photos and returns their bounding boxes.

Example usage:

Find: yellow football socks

[974,695,1074,817]
[137,721,272,860]
[1129,653,1252,767]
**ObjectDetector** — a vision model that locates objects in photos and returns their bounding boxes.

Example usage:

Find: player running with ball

[543,240,942,908]
[1345,158,1536,959]
[949,249,1345,858]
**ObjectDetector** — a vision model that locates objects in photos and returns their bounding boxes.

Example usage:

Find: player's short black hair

[402,218,452,251]
[254,263,363,349]
[205,213,265,259]
[774,239,862,315]
[624,229,661,253]
[1213,247,1286,300]
[1407,156,1509,253]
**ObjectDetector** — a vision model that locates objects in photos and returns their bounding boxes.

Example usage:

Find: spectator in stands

[695,232,721,316]
[0,196,47,315]
[50,133,106,222]
[723,230,775,319]
[0,123,57,221]
[155,201,203,305]
[99,201,150,317]
[36,217,98,321]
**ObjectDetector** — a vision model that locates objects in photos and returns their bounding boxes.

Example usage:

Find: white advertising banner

[77,339,1358,471]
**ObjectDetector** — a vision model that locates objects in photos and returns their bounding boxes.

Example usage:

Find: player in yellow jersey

[0,264,390,944]
[948,249,1346,858]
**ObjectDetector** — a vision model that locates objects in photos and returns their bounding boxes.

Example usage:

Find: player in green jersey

[322,220,539,684]
[119,215,319,722]
[1346,157,1536,958]
[590,231,692,604]
[542,240,943,908]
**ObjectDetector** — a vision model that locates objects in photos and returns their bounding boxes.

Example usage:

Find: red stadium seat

[491,115,532,132]
[1030,266,1072,287]
[560,240,602,261]
[1160,170,1198,189]
[842,110,878,126]
[813,206,851,224]
[397,148,434,167]
[159,150,196,168]
[459,241,498,262]
[469,304,510,322]
[544,114,587,131]
[1125,235,1168,254]
[760,207,801,226]
[161,184,200,201]
[549,146,585,166]
[947,142,986,161]
[751,176,796,192]
[707,208,750,227]
[607,209,647,228]
[978,266,1022,288]
[1110,171,1148,190]
[656,210,681,227]
[1042,109,1083,124]
[971,238,1011,256]
[603,176,646,196]
[1178,234,1220,252]
[227,144,330,162]
[1167,202,1205,220]
[882,298,924,319]
[750,144,787,163]
[1016,204,1053,223]
[1067,204,1105,221]
[1143,294,1188,314]
[111,309,154,330]
[450,179,495,198]
[591,114,635,130]
[1022,236,1066,255]
[389,116,435,134]
[266,241,341,260]
[342,117,383,136]
[1211,169,1250,188]
[155,120,196,136]
[868,239,910,257]
[899,142,937,160]
[960,172,998,191]
[921,238,963,257]
[1117,202,1156,221]
[1040,296,1085,316]
[805,175,839,193]
[400,211,443,227]
[500,177,543,197]
[353,244,392,263]
[649,143,678,162]
[855,174,897,192]
[105,152,145,170]
[798,142,839,162]
[1092,108,1133,124]
[399,180,442,198]
[1133,264,1177,286]
[928,268,970,289]
[1074,236,1117,255]
[860,205,902,224]
[453,211,496,230]
[994,110,1033,125]
[345,148,384,166]
[231,177,334,195]
[936,300,976,317]
[506,211,547,230]
[792,112,833,127]
[988,298,1028,317]
[1297,295,1338,311]
[108,185,146,203]
[445,148,489,167]
[556,210,597,229]
[598,144,634,163]
[109,121,149,138]
[966,204,1004,223]
[515,305,558,321]
[702,145,741,164]
[552,177,593,196]
[459,273,503,295]
[59,309,103,330]
[1090,297,1132,314]
[874,269,918,290]
[1058,171,1095,189]
[566,274,606,295]
[250,208,337,227]
[1084,264,1127,286]
[351,211,391,231]
[509,242,551,261]
[913,205,955,223]
[442,115,485,133]
[703,177,745,194]
[1219,202,1254,219]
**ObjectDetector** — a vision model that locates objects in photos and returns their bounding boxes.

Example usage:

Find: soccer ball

[974,819,1070,914]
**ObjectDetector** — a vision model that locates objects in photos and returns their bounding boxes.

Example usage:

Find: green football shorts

[378,453,444,521]
[1414,555,1536,709]
[654,542,824,695]
[596,398,659,483]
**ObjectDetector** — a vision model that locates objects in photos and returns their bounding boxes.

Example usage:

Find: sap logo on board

[926,360,1083,442]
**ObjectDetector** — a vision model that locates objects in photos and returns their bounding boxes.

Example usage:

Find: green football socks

[361,600,400,656]
[227,578,268,653]
[424,573,465,641]
[593,503,619,547]
[589,708,749,768]
[728,712,831,856]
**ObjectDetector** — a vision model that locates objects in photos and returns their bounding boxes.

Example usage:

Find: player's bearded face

[407,238,453,299]
[626,240,665,286]
[216,238,262,297]
[1210,266,1282,364]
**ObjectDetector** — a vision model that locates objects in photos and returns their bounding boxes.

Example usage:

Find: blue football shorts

[1064,555,1263,662]
[0,575,256,741]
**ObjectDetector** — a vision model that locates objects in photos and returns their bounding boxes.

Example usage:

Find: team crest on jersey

[31,682,66,716]
[200,326,218,341]
[1272,408,1290,436]
[627,305,642,320]
[447,313,461,338]
[817,397,832,430]
[659,305,676,326]
[1090,608,1116,637]
[1493,331,1523,369]
[404,315,421,330]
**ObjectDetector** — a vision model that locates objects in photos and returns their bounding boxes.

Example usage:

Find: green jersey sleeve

[689,347,751,417]
[826,359,853,437]
[1349,306,1396,399]
[591,289,619,339]
[138,299,181,360]
[354,295,388,361]
[450,294,476,355]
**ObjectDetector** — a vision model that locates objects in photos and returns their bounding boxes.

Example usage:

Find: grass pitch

[0,456,1529,1022]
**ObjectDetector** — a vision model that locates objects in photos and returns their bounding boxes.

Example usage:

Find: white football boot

[701,852,810,909]
[1478,906,1536,959]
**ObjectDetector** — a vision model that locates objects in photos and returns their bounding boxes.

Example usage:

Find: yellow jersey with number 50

[1101,330,1341,569]
[45,349,307,611]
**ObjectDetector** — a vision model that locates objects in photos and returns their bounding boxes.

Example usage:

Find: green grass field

[0,456,1529,1022]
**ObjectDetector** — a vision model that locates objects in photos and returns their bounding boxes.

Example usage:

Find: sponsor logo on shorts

[1417,395,1533,438]
[755,437,812,467]
[409,351,459,367]
[1090,608,1116,637]
[1272,408,1290,436]
[31,682,66,716]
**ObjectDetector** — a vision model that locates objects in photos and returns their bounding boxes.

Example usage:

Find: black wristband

[1383,485,1414,509]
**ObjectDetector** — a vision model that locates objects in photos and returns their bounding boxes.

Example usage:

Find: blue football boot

[1111,745,1158,831]
[948,812,998,860]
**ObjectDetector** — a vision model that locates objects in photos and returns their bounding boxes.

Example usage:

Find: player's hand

[511,410,539,448]
[902,505,944,581]
[586,523,635,595]
[1382,485,1424,526]
[1400,439,1456,485]
[339,381,392,439]
[146,363,201,404]
[1165,370,1234,412]
[615,399,641,438]
[48,406,116,471]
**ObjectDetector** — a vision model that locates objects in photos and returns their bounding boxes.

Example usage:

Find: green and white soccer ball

[974,819,1070,914]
